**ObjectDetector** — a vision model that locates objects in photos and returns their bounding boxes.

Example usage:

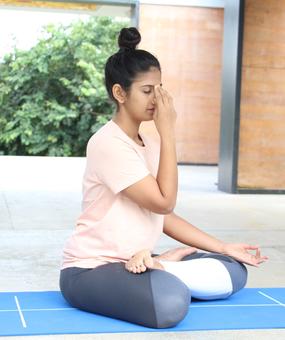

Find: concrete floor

[0,156,285,339]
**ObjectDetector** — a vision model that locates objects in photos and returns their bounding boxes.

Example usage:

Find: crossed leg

[125,246,247,300]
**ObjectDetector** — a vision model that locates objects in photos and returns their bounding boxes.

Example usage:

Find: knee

[149,270,190,328]
[229,259,248,293]
[214,254,248,294]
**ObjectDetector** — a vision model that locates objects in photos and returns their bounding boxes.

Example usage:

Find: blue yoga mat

[0,288,284,336]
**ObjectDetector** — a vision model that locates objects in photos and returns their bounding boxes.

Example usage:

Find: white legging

[160,253,247,300]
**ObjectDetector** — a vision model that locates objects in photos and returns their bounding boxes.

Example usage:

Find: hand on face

[153,85,177,137]
[222,243,269,267]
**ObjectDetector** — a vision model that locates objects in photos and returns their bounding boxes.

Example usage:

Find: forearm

[163,212,226,253]
[156,132,178,211]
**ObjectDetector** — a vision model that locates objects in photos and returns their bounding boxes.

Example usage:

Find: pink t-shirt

[61,119,164,269]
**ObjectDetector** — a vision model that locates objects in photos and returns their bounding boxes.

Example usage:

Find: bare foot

[152,258,165,270]
[155,246,197,262]
[125,249,164,273]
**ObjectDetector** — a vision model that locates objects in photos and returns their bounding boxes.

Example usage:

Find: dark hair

[104,27,161,103]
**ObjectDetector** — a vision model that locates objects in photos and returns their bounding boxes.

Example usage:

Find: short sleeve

[88,137,150,194]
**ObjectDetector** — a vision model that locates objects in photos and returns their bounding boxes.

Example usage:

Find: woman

[60,27,268,328]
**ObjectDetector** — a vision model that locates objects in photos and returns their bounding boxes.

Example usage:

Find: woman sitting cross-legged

[59,27,268,329]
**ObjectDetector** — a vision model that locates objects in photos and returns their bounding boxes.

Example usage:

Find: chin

[143,117,154,122]
[144,112,155,121]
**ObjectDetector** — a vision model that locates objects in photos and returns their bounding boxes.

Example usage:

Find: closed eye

[143,90,151,94]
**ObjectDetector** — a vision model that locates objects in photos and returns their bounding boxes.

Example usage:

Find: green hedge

[0,16,128,156]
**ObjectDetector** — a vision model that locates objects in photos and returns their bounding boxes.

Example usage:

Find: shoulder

[87,120,134,158]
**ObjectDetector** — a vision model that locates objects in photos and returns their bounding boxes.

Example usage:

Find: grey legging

[59,252,247,328]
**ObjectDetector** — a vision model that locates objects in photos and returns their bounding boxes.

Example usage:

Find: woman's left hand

[222,243,269,267]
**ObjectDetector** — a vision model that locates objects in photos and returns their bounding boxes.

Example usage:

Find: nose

[151,92,156,105]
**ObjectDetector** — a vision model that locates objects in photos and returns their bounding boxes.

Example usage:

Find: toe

[144,255,154,268]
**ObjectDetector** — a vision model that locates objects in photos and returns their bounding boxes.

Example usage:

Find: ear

[112,84,127,104]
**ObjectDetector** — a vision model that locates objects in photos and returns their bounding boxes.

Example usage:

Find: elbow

[160,207,174,215]
[158,201,176,215]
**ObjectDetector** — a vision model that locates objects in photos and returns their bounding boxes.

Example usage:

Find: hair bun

[118,27,141,52]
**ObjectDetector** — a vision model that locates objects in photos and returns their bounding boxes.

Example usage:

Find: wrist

[160,131,176,143]
[219,242,229,254]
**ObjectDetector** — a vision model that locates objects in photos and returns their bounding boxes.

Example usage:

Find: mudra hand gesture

[222,243,268,267]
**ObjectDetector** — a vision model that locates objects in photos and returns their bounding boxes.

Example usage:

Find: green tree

[0,16,129,156]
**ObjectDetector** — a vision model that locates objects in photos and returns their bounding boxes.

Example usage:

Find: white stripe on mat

[258,291,285,307]
[14,296,27,328]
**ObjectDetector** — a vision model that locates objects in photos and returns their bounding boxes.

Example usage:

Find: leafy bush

[0,16,129,156]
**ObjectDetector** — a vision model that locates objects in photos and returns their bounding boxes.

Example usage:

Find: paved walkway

[0,156,285,339]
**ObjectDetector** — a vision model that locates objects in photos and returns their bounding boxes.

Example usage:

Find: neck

[112,111,141,141]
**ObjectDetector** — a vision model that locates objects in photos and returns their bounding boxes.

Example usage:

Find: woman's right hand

[153,85,177,137]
